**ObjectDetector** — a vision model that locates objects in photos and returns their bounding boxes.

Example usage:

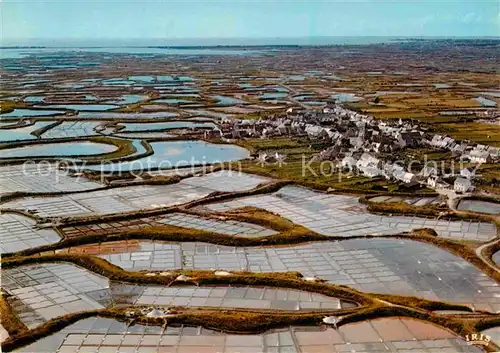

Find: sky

[1,0,499,44]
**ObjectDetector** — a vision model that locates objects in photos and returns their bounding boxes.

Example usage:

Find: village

[208,104,500,196]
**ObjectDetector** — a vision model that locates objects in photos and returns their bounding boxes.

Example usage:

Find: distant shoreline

[2,38,500,51]
[2,36,499,49]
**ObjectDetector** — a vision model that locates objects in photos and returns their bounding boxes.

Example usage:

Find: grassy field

[343,83,499,147]
[238,140,494,194]
[234,138,435,194]
[346,104,500,147]
[0,100,25,114]
[476,164,500,194]
[437,122,500,147]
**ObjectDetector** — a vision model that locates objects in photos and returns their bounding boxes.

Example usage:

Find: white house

[442,136,455,148]
[393,169,417,184]
[356,153,380,169]
[454,177,474,193]
[401,172,417,184]
[305,125,328,139]
[371,142,381,153]
[382,163,399,180]
[460,167,476,180]
[276,123,288,135]
[427,175,438,188]
[468,150,491,164]
[341,156,357,171]
[361,166,383,177]
[257,152,269,164]
[429,135,443,147]
[231,129,241,139]
[488,147,500,158]
[452,142,468,155]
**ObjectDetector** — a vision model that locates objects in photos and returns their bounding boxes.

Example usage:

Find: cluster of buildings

[206,104,498,194]
[428,135,497,163]
[337,151,477,193]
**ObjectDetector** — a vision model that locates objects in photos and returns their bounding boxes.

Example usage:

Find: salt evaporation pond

[185,110,230,119]
[23,96,45,103]
[480,92,500,98]
[333,93,362,102]
[84,140,249,172]
[77,112,179,119]
[474,96,497,107]
[105,94,148,105]
[287,75,306,81]
[304,101,327,106]
[0,142,118,159]
[212,95,245,106]
[41,104,119,111]
[0,121,54,142]
[160,93,199,98]
[294,94,315,101]
[259,92,288,100]
[457,200,500,215]
[119,121,216,132]
[493,251,500,266]
[1,47,260,59]
[102,79,133,86]
[158,75,193,82]
[127,75,195,83]
[114,132,174,139]
[434,84,452,89]
[153,98,191,104]
[128,75,155,83]
[0,109,65,117]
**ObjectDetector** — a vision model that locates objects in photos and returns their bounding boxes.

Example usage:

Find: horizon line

[4,35,500,39]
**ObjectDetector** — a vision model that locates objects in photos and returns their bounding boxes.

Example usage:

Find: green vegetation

[373,293,472,312]
[240,108,289,120]
[225,138,433,194]
[438,122,500,147]
[235,137,313,154]
[82,136,139,161]
[0,136,140,165]
[0,100,25,114]
[345,82,500,147]
[365,201,450,218]
[212,206,296,231]
[0,294,27,337]
[476,165,500,194]
[234,138,380,193]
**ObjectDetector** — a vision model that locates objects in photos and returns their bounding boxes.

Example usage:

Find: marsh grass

[0,294,27,337]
